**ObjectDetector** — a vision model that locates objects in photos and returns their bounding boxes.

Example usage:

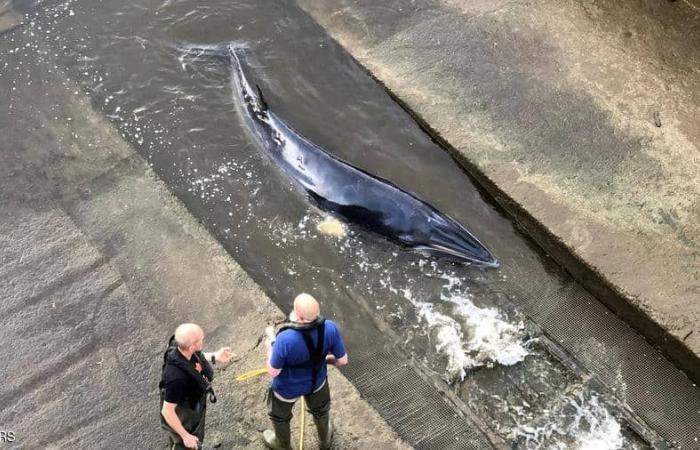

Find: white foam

[513,393,626,449]
[573,395,625,450]
[437,272,463,291]
[410,299,475,378]
[401,284,529,380]
[446,293,529,368]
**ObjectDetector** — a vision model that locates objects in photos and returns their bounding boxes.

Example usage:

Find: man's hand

[181,432,199,449]
[214,347,233,364]
[162,401,198,449]
[326,353,348,367]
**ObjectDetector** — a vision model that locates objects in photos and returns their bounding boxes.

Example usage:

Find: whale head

[415,214,499,268]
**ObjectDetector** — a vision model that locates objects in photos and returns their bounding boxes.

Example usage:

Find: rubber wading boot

[314,414,333,449]
[263,421,292,450]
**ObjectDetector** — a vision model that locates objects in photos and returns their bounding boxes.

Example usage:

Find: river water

[2,0,653,447]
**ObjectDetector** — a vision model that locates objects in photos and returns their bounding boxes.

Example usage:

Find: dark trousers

[268,380,331,424]
[162,400,206,449]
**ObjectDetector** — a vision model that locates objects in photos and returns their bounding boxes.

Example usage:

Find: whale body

[228,46,498,268]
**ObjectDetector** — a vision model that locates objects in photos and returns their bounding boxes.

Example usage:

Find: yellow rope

[235,367,268,382]
[299,397,306,450]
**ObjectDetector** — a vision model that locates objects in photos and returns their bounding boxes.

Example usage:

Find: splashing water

[514,393,627,449]
[410,298,474,378]
[403,285,530,380]
[447,292,530,367]
[575,396,625,450]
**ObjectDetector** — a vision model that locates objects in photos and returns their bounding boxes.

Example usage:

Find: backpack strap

[299,321,325,395]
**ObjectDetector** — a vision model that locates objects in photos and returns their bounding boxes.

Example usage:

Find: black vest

[159,335,217,404]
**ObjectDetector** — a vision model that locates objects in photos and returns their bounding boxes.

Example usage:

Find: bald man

[159,323,232,449]
[264,293,348,450]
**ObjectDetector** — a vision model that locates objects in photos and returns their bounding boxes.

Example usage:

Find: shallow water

[1,0,649,447]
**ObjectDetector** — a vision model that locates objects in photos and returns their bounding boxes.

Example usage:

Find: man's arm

[266,358,282,377]
[327,322,348,367]
[325,352,348,366]
[202,346,233,365]
[267,339,283,378]
[161,401,199,449]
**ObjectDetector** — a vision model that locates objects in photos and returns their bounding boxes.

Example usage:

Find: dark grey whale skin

[228,45,498,268]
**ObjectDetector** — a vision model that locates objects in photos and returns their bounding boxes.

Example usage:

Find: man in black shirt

[160,323,232,449]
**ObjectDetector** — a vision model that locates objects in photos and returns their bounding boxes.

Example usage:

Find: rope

[235,367,268,382]
[299,397,306,450]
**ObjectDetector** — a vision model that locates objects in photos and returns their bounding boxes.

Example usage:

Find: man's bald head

[174,323,204,351]
[293,293,320,323]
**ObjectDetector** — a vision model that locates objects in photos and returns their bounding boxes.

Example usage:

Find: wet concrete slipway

[1,0,699,449]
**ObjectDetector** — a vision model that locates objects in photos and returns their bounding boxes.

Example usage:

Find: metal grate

[341,350,497,449]
[512,273,700,448]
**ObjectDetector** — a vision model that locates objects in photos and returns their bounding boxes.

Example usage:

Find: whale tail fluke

[227,45,268,114]
[172,41,234,60]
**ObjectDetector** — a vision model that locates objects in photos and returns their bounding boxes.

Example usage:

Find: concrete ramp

[0,49,407,448]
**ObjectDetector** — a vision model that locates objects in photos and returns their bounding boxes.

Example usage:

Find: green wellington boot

[262,421,292,450]
[313,413,334,449]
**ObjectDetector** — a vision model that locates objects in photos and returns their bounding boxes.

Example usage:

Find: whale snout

[417,216,499,267]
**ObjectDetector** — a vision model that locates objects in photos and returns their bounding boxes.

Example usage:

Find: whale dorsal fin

[255,84,269,111]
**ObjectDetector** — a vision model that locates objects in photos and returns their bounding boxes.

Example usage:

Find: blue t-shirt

[270,320,346,399]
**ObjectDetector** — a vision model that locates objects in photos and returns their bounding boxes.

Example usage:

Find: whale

[227,45,498,268]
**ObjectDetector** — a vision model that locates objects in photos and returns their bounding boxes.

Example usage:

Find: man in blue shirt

[264,293,348,450]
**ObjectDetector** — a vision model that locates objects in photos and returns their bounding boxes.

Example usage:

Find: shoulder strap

[193,352,217,404]
[298,323,325,365]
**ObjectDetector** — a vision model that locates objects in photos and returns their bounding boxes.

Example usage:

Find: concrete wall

[296,0,700,380]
